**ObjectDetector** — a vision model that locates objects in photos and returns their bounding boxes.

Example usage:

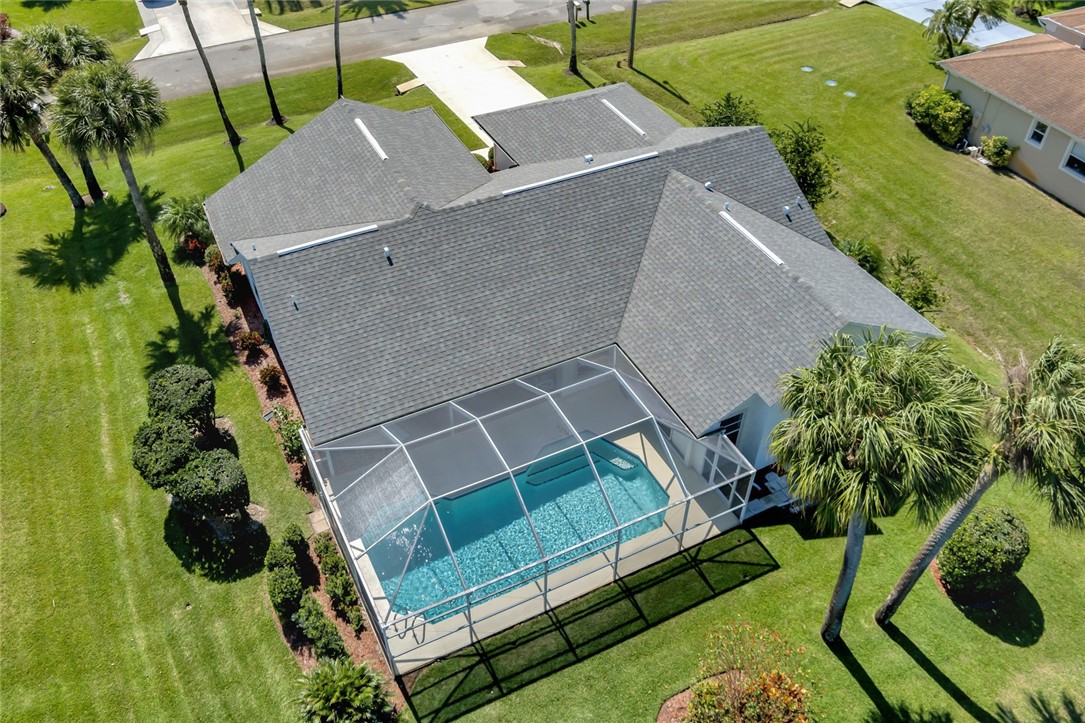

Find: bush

[313,531,337,562]
[147,364,216,435]
[273,405,305,463]
[265,538,298,572]
[158,195,212,258]
[293,594,348,660]
[326,570,358,617]
[688,622,811,723]
[204,245,225,273]
[980,135,1016,168]
[885,251,945,315]
[282,522,309,558]
[321,552,347,579]
[269,564,304,619]
[259,364,282,389]
[237,330,264,352]
[769,120,837,207]
[938,507,1030,595]
[170,448,250,517]
[219,270,237,306]
[131,416,196,489]
[295,658,392,722]
[701,92,762,127]
[833,237,883,278]
[346,606,366,633]
[905,85,973,146]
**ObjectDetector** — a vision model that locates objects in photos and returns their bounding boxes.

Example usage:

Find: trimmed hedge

[938,507,1030,595]
[293,594,348,660]
[905,85,972,146]
[170,448,250,517]
[147,364,216,434]
[282,523,309,558]
[131,416,196,489]
[269,565,304,619]
[313,531,337,562]
[265,539,298,572]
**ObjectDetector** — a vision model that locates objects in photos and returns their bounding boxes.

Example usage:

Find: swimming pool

[370,440,670,621]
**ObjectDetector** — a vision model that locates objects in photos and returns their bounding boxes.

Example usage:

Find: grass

[255,0,458,31]
[0,54,473,720]
[1,0,148,62]
[1000,0,1085,31]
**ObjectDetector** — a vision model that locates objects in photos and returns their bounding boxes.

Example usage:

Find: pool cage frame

[302,345,756,675]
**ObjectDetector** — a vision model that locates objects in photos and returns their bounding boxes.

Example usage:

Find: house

[204,84,938,674]
[940,7,1085,214]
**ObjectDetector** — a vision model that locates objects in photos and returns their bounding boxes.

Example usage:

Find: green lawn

[1000,0,1085,31]
[0,55,474,721]
[2,0,148,62]
[256,0,458,31]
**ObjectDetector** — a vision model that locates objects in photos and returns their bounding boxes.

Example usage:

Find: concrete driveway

[134,0,287,60]
[870,0,1033,47]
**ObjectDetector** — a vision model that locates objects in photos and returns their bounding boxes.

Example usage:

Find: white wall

[708,394,786,470]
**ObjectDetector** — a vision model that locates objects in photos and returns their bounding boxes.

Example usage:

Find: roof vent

[601,98,647,137]
[783,205,792,222]
[704,181,714,192]
[383,247,393,267]
[723,202,731,212]
[291,294,299,311]
[354,117,388,161]
[584,154,594,163]
[795,195,804,210]
[719,209,784,266]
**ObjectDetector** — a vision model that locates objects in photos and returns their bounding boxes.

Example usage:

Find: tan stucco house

[940,7,1085,215]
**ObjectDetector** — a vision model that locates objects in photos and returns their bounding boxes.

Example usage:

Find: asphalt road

[132,0,662,100]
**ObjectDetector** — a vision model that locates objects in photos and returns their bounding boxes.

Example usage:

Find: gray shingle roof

[204,99,488,262]
[474,83,683,167]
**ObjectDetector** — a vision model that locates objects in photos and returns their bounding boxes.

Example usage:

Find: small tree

[701,92,762,128]
[170,448,250,517]
[132,416,197,489]
[885,251,945,315]
[158,195,212,256]
[769,120,837,208]
[148,364,216,435]
[296,658,393,723]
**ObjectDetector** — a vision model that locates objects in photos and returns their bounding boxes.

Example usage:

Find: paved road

[133,0,662,100]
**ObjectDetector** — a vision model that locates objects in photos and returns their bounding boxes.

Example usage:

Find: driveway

[870,0,1033,47]
[134,0,287,60]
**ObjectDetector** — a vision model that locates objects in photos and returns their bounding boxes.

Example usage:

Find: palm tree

[924,0,969,58]
[959,0,1010,42]
[178,0,242,146]
[334,0,343,98]
[52,62,176,287]
[0,47,85,209]
[628,0,639,68]
[770,330,985,642]
[14,23,113,201]
[295,659,393,722]
[567,0,578,74]
[876,337,1085,625]
[246,0,284,125]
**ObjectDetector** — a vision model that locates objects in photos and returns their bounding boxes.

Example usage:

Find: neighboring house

[940,7,1085,214]
[205,84,938,675]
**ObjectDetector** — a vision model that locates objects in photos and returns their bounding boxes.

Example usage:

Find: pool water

[372,440,670,621]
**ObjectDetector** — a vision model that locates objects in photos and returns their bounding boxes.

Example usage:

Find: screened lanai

[303,345,756,674]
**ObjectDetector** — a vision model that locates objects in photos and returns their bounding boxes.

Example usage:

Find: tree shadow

[862,703,955,723]
[19,0,72,10]
[628,67,689,104]
[144,286,238,379]
[16,191,161,291]
[827,637,896,721]
[163,504,269,582]
[996,691,1084,723]
[948,577,1044,647]
[881,622,998,722]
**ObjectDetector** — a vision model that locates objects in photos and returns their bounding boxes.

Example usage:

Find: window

[1027,119,1048,147]
[1063,141,1085,180]
[716,414,742,445]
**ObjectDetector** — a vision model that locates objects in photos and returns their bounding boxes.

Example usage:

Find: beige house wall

[945,74,1085,215]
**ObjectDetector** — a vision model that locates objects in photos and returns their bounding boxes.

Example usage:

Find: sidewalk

[134,0,287,61]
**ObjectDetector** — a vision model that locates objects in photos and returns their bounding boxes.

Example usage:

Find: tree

[131,416,197,489]
[170,448,250,518]
[959,0,1009,42]
[885,251,944,316]
[158,194,212,256]
[178,0,242,146]
[876,337,1085,625]
[567,0,578,75]
[296,658,393,722]
[628,0,638,68]
[14,23,113,201]
[147,364,216,435]
[770,331,985,642]
[924,0,969,58]
[0,47,85,209]
[246,0,284,125]
[334,0,343,98]
[769,120,837,208]
[51,62,176,286]
[1014,0,1055,19]
[701,92,763,128]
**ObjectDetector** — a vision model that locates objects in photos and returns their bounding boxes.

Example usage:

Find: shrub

[885,251,945,315]
[833,237,883,278]
[295,658,392,722]
[326,570,358,617]
[906,85,972,146]
[131,416,196,489]
[688,622,811,723]
[237,330,264,352]
[204,245,225,274]
[219,270,237,305]
[292,594,347,660]
[273,405,305,463]
[769,120,837,207]
[701,92,762,128]
[269,564,304,619]
[980,135,1016,168]
[265,538,298,572]
[321,552,347,579]
[170,448,250,517]
[259,364,282,389]
[158,195,212,258]
[346,606,366,634]
[938,507,1030,595]
[313,531,337,562]
[282,522,309,558]
[147,364,216,435]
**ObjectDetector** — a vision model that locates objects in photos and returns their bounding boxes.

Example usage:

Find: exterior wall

[493,143,516,171]
[945,74,1085,214]
[707,394,786,470]
[1040,18,1085,47]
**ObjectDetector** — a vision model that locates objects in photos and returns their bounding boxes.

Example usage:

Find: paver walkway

[386,38,546,149]
[134,0,287,61]
[869,0,1033,48]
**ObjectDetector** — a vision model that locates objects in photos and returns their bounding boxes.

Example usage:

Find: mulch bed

[200,258,405,713]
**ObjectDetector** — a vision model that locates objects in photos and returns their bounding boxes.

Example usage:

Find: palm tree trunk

[822,513,866,643]
[628,0,638,68]
[248,0,284,125]
[180,0,242,146]
[875,461,999,626]
[76,150,104,201]
[32,131,84,210]
[117,149,176,287]
[567,0,578,74]
[334,0,343,98]
[960,9,981,44]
